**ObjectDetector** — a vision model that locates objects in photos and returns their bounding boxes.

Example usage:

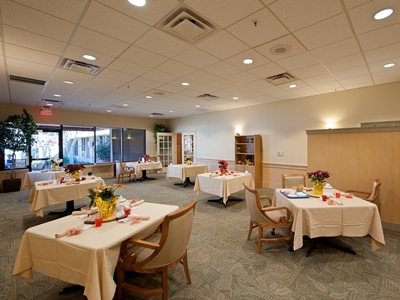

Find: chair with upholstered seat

[117,200,197,300]
[243,183,293,253]
[346,178,382,203]
[281,173,306,188]
[115,161,136,183]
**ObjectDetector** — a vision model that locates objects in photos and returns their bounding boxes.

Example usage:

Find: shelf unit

[234,135,262,188]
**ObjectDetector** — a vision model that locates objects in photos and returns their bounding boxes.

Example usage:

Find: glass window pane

[122,129,145,162]
[62,126,94,164]
[95,128,111,163]
[111,129,122,162]
[4,150,27,169]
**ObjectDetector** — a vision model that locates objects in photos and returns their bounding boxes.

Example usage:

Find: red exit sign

[40,107,53,116]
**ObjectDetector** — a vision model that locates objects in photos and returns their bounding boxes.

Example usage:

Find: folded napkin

[71,207,98,215]
[55,223,91,238]
[131,199,144,207]
[209,173,220,178]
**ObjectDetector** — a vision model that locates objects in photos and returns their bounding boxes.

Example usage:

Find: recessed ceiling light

[46,103,53,106]
[374,8,393,20]
[107,110,112,113]
[63,80,74,84]
[169,111,173,113]
[289,84,297,88]
[233,97,239,100]
[182,82,189,86]
[384,63,396,68]
[123,104,128,106]
[146,95,152,99]
[195,105,200,108]
[83,54,96,61]
[150,114,154,117]
[53,94,61,97]
[128,0,146,7]
[243,58,253,65]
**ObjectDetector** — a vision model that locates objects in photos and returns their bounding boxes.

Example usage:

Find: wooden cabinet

[234,135,262,187]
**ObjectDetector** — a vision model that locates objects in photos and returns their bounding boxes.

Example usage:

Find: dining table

[126,161,163,181]
[194,171,254,206]
[28,177,105,217]
[273,188,385,256]
[166,164,208,187]
[21,170,66,191]
[12,202,179,300]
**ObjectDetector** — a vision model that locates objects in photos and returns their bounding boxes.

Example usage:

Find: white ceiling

[0,0,399,119]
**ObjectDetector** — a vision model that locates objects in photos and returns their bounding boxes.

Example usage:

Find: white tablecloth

[273,189,385,251]
[22,171,66,191]
[194,172,254,205]
[126,161,163,175]
[28,177,105,217]
[166,164,208,181]
[13,202,179,300]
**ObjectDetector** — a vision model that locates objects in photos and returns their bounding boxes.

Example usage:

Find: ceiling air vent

[197,93,218,100]
[156,6,216,44]
[10,75,46,85]
[265,72,298,86]
[61,58,102,75]
[150,113,164,116]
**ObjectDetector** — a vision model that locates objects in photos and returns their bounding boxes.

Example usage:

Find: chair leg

[117,175,121,183]
[247,220,254,240]
[257,227,263,254]
[161,268,169,300]
[182,251,192,284]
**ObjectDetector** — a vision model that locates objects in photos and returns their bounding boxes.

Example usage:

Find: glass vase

[313,182,324,195]
[71,171,80,179]
[220,167,227,174]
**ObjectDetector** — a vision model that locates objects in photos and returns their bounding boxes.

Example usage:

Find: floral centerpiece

[50,158,63,170]
[184,156,192,165]
[64,164,85,179]
[307,170,330,195]
[218,159,228,174]
[88,184,125,220]
[144,153,150,162]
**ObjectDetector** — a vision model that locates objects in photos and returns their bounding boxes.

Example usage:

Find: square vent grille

[266,72,298,86]
[60,58,102,75]
[197,93,218,100]
[156,6,217,44]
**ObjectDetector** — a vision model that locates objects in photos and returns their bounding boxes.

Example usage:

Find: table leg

[174,177,195,187]
[48,200,85,216]
[207,196,242,207]
[138,170,156,182]
[59,284,84,295]
[306,237,356,257]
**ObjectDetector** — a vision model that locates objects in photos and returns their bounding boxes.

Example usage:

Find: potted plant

[0,109,38,192]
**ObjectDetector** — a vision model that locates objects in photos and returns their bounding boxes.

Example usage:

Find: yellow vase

[51,163,57,170]
[313,182,324,195]
[95,196,118,219]
[186,160,191,165]
[71,171,80,179]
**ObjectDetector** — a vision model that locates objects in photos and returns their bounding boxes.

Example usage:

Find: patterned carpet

[1,173,400,300]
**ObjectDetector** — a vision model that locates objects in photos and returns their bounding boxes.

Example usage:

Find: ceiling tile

[108,59,150,76]
[247,62,286,79]
[155,60,196,77]
[226,8,288,47]
[295,14,354,50]
[196,31,249,60]
[1,2,75,41]
[323,53,366,73]
[4,44,59,67]
[172,48,219,69]
[80,2,150,43]
[134,28,191,58]
[275,52,319,71]
[364,42,400,63]
[184,0,263,28]
[358,23,400,51]
[269,0,343,31]
[203,61,241,77]
[70,26,130,57]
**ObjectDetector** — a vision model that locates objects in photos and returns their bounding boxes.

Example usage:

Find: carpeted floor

[1,173,400,300]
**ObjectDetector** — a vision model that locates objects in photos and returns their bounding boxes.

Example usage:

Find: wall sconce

[236,132,240,136]
[127,135,132,140]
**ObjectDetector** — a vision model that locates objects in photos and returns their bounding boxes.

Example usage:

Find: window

[63,126,94,165]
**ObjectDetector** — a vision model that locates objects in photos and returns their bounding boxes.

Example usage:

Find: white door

[157,132,175,172]
[182,132,195,163]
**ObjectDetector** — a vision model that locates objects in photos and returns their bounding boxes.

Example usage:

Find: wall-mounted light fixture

[236,132,240,136]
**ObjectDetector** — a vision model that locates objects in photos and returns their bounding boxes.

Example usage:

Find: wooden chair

[243,184,293,253]
[281,173,306,188]
[115,161,136,183]
[346,178,382,203]
[117,200,197,300]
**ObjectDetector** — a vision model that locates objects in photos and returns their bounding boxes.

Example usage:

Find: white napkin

[131,199,144,207]
[209,173,220,178]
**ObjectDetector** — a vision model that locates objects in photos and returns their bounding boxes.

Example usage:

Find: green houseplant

[153,123,169,147]
[0,109,38,192]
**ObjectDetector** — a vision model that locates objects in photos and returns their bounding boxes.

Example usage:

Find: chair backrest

[115,161,123,175]
[143,201,197,268]
[281,173,306,188]
[243,184,275,225]
[366,179,382,201]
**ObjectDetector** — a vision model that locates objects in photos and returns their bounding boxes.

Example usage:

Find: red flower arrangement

[144,154,150,162]
[307,170,330,184]
[64,164,85,174]
[218,159,228,168]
